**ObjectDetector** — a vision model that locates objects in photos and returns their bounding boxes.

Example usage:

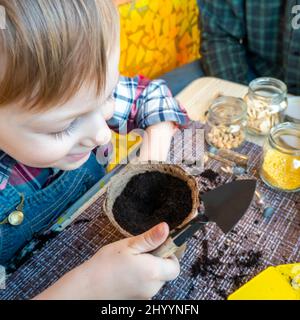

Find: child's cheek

[102,99,115,121]
[18,136,73,167]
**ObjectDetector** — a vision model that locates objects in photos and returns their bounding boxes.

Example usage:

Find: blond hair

[0,0,119,111]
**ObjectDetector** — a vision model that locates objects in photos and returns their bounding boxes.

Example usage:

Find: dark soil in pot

[112,171,193,235]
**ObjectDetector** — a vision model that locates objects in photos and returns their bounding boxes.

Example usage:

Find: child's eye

[51,119,78,140]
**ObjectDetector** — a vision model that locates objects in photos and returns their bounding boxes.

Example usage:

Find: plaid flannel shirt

[0,75,191,193]
[199,0,300,94]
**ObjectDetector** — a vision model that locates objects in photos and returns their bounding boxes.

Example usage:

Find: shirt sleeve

[199,0,249,84]
[107,75,191,134]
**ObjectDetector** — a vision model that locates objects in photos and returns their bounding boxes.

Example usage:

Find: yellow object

[118,0,201,79]
[107,131,142,172]
[260,122,300,192]
[228,264,300,300]
[261,148,300,191]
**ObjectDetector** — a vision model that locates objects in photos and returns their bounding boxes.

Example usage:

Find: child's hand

[84,222,179,299]
[138,121,177,162]
[34,222,180,300]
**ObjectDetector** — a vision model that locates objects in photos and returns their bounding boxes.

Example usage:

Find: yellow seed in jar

[261,149,300,191]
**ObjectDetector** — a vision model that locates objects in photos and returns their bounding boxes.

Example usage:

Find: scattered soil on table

[73,218,91,226]
[200,169,221,183]
[191,239,223,279]
[6,231,59,274]
[192,254,224,278]
[190,236,263,299]
[199,169,223,196]
[112,171,193,235]
[235,250,262,269]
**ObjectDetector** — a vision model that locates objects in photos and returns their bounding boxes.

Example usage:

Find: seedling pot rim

[104,163,200,237]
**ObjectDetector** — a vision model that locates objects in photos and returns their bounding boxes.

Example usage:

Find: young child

[0,0,191,299]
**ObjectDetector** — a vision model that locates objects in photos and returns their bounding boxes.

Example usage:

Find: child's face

[0,49,120,171]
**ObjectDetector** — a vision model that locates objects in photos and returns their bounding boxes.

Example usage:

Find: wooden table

[176,77,265,146]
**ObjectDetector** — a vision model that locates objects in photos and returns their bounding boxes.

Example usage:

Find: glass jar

[260,122,300,192]
[205,96,247,150]
[244,77,288,136]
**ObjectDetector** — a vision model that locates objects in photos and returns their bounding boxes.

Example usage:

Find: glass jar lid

[249,77,287,103]
[208,96,247,125]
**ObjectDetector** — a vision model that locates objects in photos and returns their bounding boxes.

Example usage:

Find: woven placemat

[0,124,299,300]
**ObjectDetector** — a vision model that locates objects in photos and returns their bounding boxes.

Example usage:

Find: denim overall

[0,153,105,270]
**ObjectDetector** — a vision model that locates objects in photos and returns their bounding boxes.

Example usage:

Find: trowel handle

[151,213,208,258]
[150,237,179,258]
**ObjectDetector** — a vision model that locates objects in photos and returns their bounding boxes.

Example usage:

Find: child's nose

[94,126,112,146]
[81,123,112,148]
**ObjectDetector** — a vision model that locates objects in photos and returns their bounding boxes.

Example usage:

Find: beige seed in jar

[259,119,271,134]
[257,110,268,120]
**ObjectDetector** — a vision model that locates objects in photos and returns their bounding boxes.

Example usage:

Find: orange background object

[117,0,201,79]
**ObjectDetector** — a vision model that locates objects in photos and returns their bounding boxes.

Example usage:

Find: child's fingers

[168,254,179,264]
[158,255,180,281]
[127,222,169,254]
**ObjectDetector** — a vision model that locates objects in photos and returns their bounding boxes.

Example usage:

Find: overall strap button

[0,193,25,226]
[7,211,24,226]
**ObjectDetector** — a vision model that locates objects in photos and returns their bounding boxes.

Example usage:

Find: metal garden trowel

[151,179,257,258]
